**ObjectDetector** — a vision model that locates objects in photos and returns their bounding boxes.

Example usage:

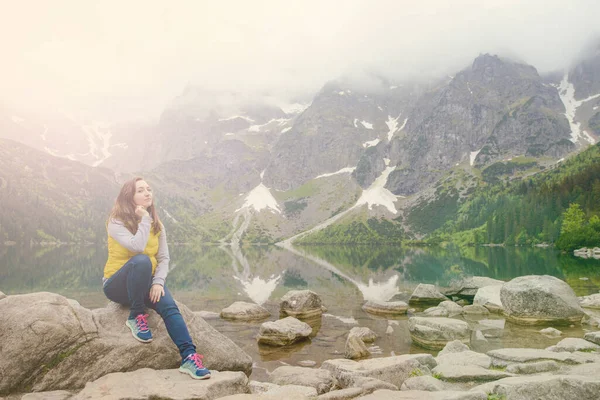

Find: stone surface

[269,366,336,395]
[357,389,487,399]
[579,293,600,309]
[316,387,364,400]
[432,365,512,382]
[0,291,6,300]
[21,391,73,400]
[345,335,370,360]
[546,337,600,352]
[408,317,470,350]
[349,377,398,393]
[487,348,596,365]
[361,300,408,315]
[400,376,446,391]
[422,307,449,317]
[264,384,318,398]
[0,292,252,394]
[446,277,504,298]
[437,340,470,357]
[505,360,559,374]
[539,327,562,336]
[280,290,325,319]
[299,360,318,367]
[221,302,271,321]
[321,354,436,389]
[500,275,584,325]
[437,301,463,316]
[461,305,489,315]
[257,316,312,346]
[409,284,448,304]
[349,327,377,343]
[71,369,248,400]
[472,285,503,313]
[474,375,600,400]
[584,331,600,345]
[249,381,279,394]
[436,350,491,369]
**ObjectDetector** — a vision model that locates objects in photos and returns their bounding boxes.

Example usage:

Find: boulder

[408,317,470,350]
[221,302,271,321]
[539,327,562,337]
[316,387,364,399]
[546,338,600,353]
[500,275,584,325]
[584,331,600,345]
[446,277,504,299]
[422,307,449,317]
[345,335,370,360]
[580,293,600,309]
[474,375,600,400]
[21,391,73,400]
[432,365,512,382]
[0,292,253,395]
[257,316,312,346]
[437,340,469,356]
[362,300,408,315]
[321,354,436,389]
[473,285,503,313]
[461,305,489,315]
[436,350,491,369]
[505,360,559,374]
[437,301,463,316]
[264,384,318,398]
[348,377,398,393]
[357,389,487,399]
[71,369,248,400]
[487,348,596,366]
[409,284,448,304]
[348,327,377,343]
[0,291,6,300]
[582,312,600,327]
[269,366,336,394]
[400,376,446,391]
[248,381,279,394]
[281,290,325,319]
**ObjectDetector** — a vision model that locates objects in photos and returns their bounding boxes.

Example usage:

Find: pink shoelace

[135,314,150,332]
[187,353,205,369]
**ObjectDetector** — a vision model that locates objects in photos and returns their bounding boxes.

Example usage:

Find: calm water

[1,244,599,379]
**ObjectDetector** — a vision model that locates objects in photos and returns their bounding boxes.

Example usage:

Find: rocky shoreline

[1,274,600,400]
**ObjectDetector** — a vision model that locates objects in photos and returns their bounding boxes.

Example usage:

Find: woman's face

[133,180,153,208]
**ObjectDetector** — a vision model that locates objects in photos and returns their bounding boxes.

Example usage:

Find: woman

[102,177,210,380]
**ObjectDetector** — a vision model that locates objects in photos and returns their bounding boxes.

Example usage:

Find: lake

[1,243,599,380]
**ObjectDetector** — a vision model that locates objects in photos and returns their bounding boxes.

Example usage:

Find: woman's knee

[130,254,152,271]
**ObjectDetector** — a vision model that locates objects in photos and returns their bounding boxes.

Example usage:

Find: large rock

[546,338,600,353]
[257,316,312,346]
[348,327,377,343]
[362,300,408,315]
[400,376,446,391]
[500,275,584,325]
[539,327,562,337]
[356,389,487,399]
[437,340,469,356]
[321,354,436,389]
[580,293,600,309]
[345,335,370,360]
[474,375,600,400]
[446,277,504,299]
[487,348,596,366]
[422,307,449,317]
[280,290,325,319]
[316,387,364,399]
[408,317,470,350]
[0,292,252,395]
[584,331,600,345]
[437,301,463,316]
[432,365,512,382]
[0,291,6,300]
[71,369,248,400]
[505,360,559,374]
[221,302,271,321]
[409,284,448,304]
[269,366,336,394]
[472,285,503,313]
[436,350,491,369]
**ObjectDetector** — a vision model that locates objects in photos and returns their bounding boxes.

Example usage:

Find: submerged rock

[500,275,584,325]
[280,290,325,319]
[461,305,490,315]
[221,301,271,321]
[422,306,449,317]
[362,300,408,315]
[345,335,371,360]
[539,327,562,337]
[349,327,377,343]
[257,316,312,346]
[408,317,470,350]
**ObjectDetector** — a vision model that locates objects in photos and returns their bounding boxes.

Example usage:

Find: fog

[1,0,599,122]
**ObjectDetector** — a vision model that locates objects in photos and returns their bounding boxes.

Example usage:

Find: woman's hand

[135,205,150,218]
[149,284,165,303]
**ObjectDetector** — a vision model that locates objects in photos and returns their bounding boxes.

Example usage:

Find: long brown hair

[109,177,162,234]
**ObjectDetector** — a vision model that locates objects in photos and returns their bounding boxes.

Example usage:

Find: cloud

[1,0,599,121]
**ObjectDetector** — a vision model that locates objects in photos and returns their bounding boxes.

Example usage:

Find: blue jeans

[103,254,196,359]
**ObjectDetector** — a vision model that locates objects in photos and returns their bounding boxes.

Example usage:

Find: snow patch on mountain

[363,138,380,148]
[281,127,291,133]
[386,115,399,141]
[353,118,358,128]
[280,102,310,115]
[40,125,48,141]
[470,148,482,166]
[248,118,290,132]
[316,167,356,179]
[161,207,178,223]
[237,183,281,214]
[218,115,255,123]
[44,147,77,161]
[353,165,399,214]
[361,120,373,130]
[557,73,600,144]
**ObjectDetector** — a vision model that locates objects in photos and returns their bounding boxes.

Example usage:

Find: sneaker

[126,314,153,343]
[179,353,211,380]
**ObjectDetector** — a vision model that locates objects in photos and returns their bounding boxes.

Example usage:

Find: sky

[1,0,599,122]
